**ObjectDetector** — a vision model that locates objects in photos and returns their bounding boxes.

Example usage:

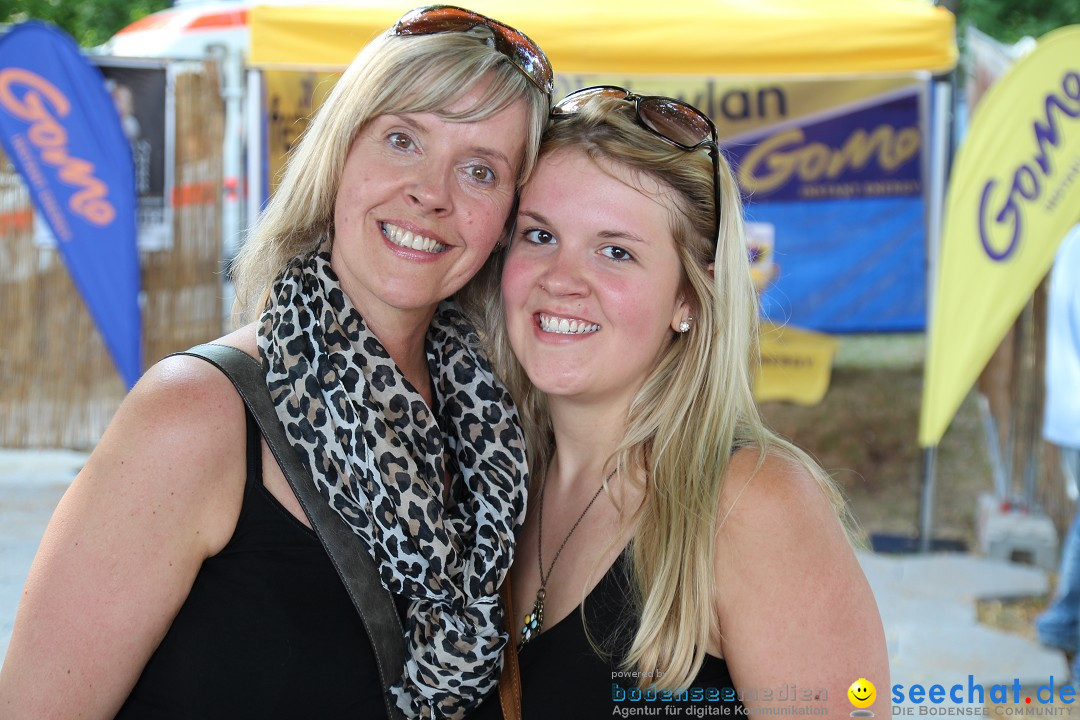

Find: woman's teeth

[538,314,600,335]
[382,223,447,253]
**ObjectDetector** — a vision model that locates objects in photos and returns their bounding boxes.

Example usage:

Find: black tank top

[116,410,389,719]
[469,552,746,718]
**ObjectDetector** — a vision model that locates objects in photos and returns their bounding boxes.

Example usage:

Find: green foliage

[0,0,171,47]
[957,0,1080,44]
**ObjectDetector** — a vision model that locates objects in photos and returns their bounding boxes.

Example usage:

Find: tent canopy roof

[249,0,957,75]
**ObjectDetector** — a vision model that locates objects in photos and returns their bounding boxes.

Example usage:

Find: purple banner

[726,92,923,203]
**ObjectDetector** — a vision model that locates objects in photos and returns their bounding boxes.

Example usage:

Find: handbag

[176,343,407,720]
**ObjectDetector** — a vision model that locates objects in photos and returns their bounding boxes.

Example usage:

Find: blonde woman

[0,7,550,719]
[470,88,888,717]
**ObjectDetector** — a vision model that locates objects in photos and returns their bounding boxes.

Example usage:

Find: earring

[678,317,692,333]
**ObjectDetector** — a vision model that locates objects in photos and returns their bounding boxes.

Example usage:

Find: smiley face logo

[848,678,876,709]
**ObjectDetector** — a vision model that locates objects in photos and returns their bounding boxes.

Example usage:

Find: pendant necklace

[519,468,615,649]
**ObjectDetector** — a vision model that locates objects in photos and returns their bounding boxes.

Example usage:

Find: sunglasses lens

[495,26,553,94]
[553,87,628,115]
[394,6,552,95]
[638,98,713,149]
[395,6,473,34]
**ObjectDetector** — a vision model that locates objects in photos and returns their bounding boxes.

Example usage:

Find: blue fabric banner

[748,197,926,333]
[725,89,927,333]
[0,21,142,387]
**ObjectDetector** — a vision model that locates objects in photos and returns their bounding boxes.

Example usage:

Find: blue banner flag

[0,21,142,387]
[725,88,927,333]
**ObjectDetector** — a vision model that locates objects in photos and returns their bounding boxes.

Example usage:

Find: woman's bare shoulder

[135,323,258,430]
[92,323,261,521]
[712,444,859,630]
[129,326,256,443]
[711,446,888,716]
[716,446,834,531]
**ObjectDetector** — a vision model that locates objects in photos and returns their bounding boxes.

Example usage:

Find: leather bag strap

[498,575,524,720]
[176,343,406,720]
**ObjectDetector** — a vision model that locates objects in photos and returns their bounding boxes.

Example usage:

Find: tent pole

[917,77,951,554]
[919,446,938,553]
[218,44,245,260]
[925,78,952,312]
[245,68,264,243]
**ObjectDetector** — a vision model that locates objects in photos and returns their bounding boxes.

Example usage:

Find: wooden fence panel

[0,61,224,448]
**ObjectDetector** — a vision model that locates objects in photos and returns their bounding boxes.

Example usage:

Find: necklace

[519,468,615,649]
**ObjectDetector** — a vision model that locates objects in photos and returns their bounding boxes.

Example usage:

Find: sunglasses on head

[393,5,553,98]
[552,86,722,245]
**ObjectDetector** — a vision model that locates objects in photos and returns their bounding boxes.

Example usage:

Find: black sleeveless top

[469,552,746,718]
[116,411,389,719]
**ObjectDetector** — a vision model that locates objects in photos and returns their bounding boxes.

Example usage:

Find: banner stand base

[869,533,967,554]
[975,493,1058,571]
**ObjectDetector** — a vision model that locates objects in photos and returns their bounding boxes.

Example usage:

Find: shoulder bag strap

[175,343,406,720]
[498,574,524,720]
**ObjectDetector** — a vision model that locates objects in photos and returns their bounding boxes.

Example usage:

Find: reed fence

[0,61,225,448]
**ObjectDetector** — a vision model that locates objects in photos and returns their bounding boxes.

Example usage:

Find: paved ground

[864,551,1067,690]
[0,449,1070,692]
[0,449,86,663]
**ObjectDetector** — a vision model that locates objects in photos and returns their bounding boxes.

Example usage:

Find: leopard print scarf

[257,247,528,719]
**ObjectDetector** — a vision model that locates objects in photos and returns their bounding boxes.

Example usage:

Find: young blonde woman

[0,7,550,719]
[470,88,889,717]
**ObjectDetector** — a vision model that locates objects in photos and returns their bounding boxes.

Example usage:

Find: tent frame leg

[918,446,937,553]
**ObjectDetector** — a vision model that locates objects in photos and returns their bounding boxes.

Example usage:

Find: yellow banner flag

[919,26,1080,447]
[754,323,838,406]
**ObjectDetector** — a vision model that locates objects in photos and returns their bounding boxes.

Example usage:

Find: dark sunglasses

[552,85,721,244]
[393,5,553,97]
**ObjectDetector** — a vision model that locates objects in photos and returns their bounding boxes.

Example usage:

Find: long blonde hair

[479,96,848,689]
[231,27,549,322]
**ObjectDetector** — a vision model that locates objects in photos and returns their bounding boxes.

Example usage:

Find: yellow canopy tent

[248,0,956,74]
[243,0,957,409]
